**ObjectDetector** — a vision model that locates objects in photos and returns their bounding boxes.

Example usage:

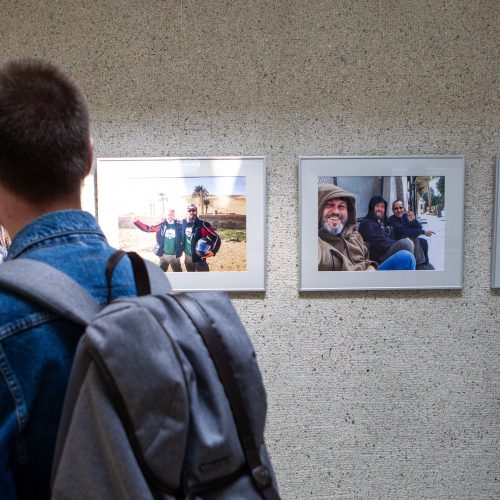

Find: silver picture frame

[492,156,500,288]
[97,156,266,291]
[300,156,465,291]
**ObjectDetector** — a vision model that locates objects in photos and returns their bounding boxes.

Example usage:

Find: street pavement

[417,214,445,271]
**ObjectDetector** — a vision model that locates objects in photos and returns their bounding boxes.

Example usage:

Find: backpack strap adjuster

[251,465,272,489]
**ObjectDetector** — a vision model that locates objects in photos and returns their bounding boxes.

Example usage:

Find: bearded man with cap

[318,185,378,271]
[182,204,221,272]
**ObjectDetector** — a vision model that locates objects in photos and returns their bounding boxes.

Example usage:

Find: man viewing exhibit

[0,59,137,499]
[318,185,415,271]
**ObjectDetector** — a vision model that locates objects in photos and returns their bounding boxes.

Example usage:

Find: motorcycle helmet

[195,238,212,257]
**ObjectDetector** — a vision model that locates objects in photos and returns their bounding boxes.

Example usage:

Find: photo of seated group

[318,175,445,272]
[118,176,246,273]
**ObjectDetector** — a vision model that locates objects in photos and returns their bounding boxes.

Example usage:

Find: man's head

[321,197,349,235]
[187,203,198,222]
[367,196,387,221]
[318,184,356,237]
[392,200,405,218]
[167,208,176,223]
[374,202,385,220]
[0,59,91,204]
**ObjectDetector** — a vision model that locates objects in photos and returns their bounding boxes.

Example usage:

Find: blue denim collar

[7,210,105,260]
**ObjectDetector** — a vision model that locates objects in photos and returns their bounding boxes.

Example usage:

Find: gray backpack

[0,252,280,500]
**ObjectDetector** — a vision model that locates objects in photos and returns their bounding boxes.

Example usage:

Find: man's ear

[84,137,94,177]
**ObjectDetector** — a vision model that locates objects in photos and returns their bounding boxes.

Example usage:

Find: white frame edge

[96,156,266,292]
[492,156,500,288]
[299,155,465,291]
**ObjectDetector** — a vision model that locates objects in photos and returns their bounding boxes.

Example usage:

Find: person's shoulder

[347,226,365,241]
[318,234,332,248]
[347,224,361,235]
[0,286,43,331]
[408,216,420,227]
[358,217,371,228]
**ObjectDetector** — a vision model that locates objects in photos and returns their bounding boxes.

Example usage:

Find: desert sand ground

[119,228,246,272]
[147,194,245,217]
[119,194,247,272]
[196,194,246,215]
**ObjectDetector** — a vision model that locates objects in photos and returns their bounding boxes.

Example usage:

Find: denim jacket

[0,210,136,500]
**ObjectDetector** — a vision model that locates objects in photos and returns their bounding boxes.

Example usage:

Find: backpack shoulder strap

[106,250,171,301]
[0,259,100,326]
[171,292,281,500]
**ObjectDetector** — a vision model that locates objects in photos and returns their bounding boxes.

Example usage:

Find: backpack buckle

[251,465,271,489]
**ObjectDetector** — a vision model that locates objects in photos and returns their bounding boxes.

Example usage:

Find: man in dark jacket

[388,200,435,270]
[182,204,221,272]
[358,195,415,265]
[133,208,183,272]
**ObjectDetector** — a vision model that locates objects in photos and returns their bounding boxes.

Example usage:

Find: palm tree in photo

[192,185,209,213]
[158,192,168,214]
[436,176,445,209]
[203,197,212,214]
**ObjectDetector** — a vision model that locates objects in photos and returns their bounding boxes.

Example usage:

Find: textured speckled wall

[2,1,498,498]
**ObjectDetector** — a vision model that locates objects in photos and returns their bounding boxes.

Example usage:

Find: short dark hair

[0,59,90,202]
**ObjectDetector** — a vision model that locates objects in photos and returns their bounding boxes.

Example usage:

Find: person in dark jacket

[182,204,221,272]
[358,195,415,266]
[133,208,183,272]
[388,200,435,270]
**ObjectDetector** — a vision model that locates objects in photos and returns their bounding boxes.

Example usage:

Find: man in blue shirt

[0,60,136,499]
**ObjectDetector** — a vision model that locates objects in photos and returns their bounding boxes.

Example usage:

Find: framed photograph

[81,174,95,216]
[492,156,500,288]
[300,156,465,291]
[97,156,265,291]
